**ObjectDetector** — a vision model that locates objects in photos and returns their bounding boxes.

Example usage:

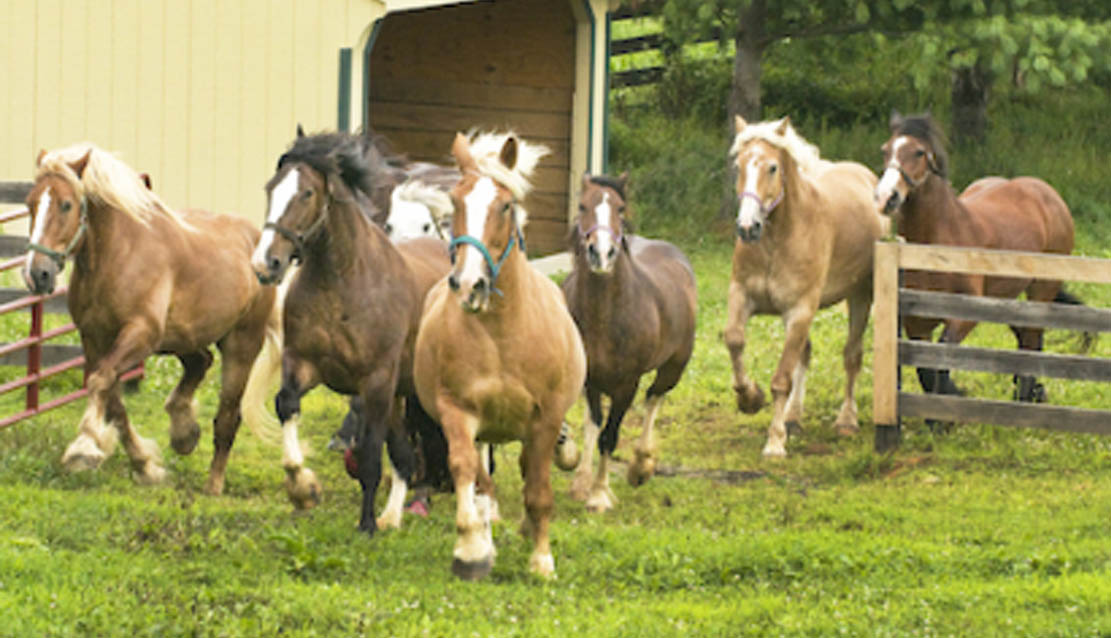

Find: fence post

[27,297,43,412]
[873,241,900,452]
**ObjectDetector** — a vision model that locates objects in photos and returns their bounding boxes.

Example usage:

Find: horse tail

[240,266,296,445]
[1053,287,1097,353]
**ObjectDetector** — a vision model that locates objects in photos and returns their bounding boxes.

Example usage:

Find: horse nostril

[474,278,487,292]
[607,246,617,260]
[448,274,460,291]
[587,244,598,257]
[268,256,282,273]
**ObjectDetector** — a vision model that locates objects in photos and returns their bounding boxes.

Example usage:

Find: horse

[563,172,696,512]
[384,176,455,242]
[725,116,888,458]
[413,131,586,580]
[250,128,451,534]
[23,144,282,493]
[874,111,1076,403]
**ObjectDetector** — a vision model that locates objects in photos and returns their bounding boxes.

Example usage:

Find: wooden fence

[872,241,1111,452]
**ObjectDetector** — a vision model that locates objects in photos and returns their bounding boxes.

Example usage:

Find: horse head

[385,180,452,242]
[732,116,790,243]
[875,110,947,215]
[23,149,92,295]
[252,160,330,284]
[575,172,630,274]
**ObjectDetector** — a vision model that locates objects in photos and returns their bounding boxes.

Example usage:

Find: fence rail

[872,241,1111,451]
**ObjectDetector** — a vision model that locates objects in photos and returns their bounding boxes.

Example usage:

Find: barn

[0,0,616,255]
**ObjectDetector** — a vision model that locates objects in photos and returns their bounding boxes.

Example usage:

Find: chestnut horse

[251,129,451,534]
[874,112,1076,402]
[726,116,888,457]
[23,144,281,493]
[563,172,696,512]
[414,131,586,580]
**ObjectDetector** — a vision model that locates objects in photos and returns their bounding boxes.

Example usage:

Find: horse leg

[835,288,873,435]
[479,443,501,522]
[783,339,811,438]
[275,357,322,510]
[63,323,158,476]
[763,306,816,458]
[377,398,415,530]
[441,400,494,580]
[570,388,603,502]
[935,319,977,396]
[587,386,635,512]
[724,280,763,413]
[520,417,559,578]
[105,386,165,485]
[628,353,687,487]
[164,350,213,455]
[1010,326,1047,403]
[205,326,267,496]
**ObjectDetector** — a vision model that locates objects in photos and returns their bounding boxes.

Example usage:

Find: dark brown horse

[563,173,696,512]
[23,144,282,493]
[251,129,450,534]
[414,131,586,580]
[726,116,888,458]
[874,111,1076,402]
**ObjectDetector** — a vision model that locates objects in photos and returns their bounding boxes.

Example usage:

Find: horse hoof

[133,462,168,485]
[529,552,556,579]
[204,475,225,496]
[170,424,200,455]
[376,513,402,531]
[285,467,322,510]
[761,444,787,459]
[61,437,107,472]
[585,487,616,513]
[554,437,580,472]
[569,473,592,502]
[627,452,656,487]
[451,556,494,581]
[785,420,804,437]
[735,384,765,414]
[834,423,860,437]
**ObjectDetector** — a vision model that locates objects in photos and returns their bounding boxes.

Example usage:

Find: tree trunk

[951,62,991,146]
[721,0,767,218]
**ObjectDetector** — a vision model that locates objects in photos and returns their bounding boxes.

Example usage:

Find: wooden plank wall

[367,0,576,256]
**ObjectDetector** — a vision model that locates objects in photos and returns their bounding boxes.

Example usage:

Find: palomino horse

[414,131,586,580]
[564,172,696,512]
[874,111,1076,402]
[725,116,888,457]
[23,144,281,492]
[251,128,451,534]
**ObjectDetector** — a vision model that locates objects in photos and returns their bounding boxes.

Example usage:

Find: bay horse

[725,116,889,457]
[251,128,451,534]
[874,111,1076,403]
[563,172,696,512]
[414,131,586,580]
[23,144,282,493]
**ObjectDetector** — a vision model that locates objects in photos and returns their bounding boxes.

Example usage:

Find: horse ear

[889,109,904,133]
[69,149,92,179]
[140,173,153,190]
[734,115,747,134]
[775,117,790,136]
[581,172,592,192]
[296,124,305,138]
[617,171,630,191]
[35,149,47,167]
[499,136,518,170]
[451,133,477,172]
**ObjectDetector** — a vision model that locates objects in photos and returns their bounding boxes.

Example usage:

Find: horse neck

[302,199,381,277]
[900,174,969,244]
[764,160,813,243]
[571,244,638,321]
[481,242,530,319]
[73,199,155,274]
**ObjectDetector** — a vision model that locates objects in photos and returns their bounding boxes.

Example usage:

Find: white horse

[385,178,454,242]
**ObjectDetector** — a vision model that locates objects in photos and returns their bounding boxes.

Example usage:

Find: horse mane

[587,174,627,201]
[729,117,826,175]
[278,129,406,211]
[893,114,951,178]
[36,143,186,227]
[464,130,550,229]
[393,178,454,222]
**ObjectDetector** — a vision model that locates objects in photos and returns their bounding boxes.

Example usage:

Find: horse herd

[17,110,1075,580]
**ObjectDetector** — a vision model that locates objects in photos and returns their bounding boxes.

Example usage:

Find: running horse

[564,172,696,512]
[23,144,281,492]
[725,116,888,457]
[251,128,451,534]
[414,131,586,579]
[874,111,1076,402]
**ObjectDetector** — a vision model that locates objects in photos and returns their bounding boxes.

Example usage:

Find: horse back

[959,176,1074,254]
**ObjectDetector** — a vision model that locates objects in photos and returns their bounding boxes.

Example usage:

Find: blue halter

[449,223,526,297]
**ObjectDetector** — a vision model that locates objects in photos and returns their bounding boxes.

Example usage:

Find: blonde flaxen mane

[464,130,549,229]
[729,117,828,175]
[36,143,187,227]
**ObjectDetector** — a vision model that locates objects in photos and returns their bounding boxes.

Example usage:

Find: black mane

[277,129,407,206]
[893,114,950,178]
[588,174,627,201]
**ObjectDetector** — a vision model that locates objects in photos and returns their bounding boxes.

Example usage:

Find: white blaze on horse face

[386,193,437,242]
[252,167,300,269]
[23,187,53,284]
[737,156,764,230]
[456,177,498,290]
[591,192,616,272]
[875,136,909,207]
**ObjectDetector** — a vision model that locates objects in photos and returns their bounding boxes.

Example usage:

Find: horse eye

[768,164,778,174]
[502,203,512,214]
[303,189,313,199]
[422,223,431,232]
[60,200,73,213]
[384,223,393,233]
[915,150,926,158]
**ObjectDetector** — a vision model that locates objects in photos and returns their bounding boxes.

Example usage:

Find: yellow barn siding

[213,1,243,215]
[109,0,140,154]
[238,1,271,219]
[134,0,166,206]
[85,0,112,147]
[188,0,216,210]
[161,0,190,208]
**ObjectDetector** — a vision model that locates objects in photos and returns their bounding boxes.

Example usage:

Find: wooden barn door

[367,0,575,256]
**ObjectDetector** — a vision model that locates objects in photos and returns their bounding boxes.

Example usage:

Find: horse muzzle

[251,254,290,286]
[449,273,490,314]
[736,220,764,243]
[879,191,903,215]
[24,258,58,296]
[586,243,617,274]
